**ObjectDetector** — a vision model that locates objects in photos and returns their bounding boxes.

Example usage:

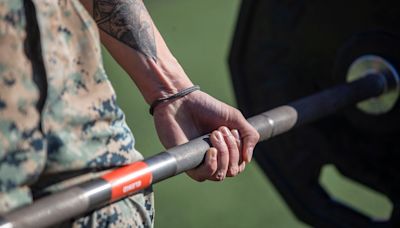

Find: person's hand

[152,90,259,181]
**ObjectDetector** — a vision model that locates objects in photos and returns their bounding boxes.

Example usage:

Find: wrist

[149,85,200,115]
[135,57,194,104]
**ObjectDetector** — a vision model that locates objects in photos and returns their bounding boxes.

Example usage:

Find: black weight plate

[229,0,400,227]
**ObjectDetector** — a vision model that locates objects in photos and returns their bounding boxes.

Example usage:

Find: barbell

[228,1,400,225]
[0,54,398,228]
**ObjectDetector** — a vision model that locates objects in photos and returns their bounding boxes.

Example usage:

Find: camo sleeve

[33,0,155,226]
[0,0,46,213]
[0,1,154,227]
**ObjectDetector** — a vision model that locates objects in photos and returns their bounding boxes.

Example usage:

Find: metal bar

[0,73,392,228]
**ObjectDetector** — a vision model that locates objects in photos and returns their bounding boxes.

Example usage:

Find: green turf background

[102,0,392,227]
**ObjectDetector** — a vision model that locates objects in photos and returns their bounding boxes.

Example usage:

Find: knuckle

[226,142,237,151]
[215,170,226,181]
[249,127,260,140]
[205,164,217,175]
[212,132,227,147]
[233,109,242,117]
[215,176,224,181]
[218,146,228,155]
[228,166,238,177]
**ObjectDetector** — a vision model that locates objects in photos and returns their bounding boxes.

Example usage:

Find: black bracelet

[149,85,200,115]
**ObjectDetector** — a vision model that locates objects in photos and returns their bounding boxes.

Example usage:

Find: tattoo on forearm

[93,0,157,60]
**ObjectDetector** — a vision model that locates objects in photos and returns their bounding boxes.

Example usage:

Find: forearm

[80,0,193,104]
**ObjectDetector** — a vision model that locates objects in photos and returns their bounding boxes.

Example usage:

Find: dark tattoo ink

[93,0,157,60]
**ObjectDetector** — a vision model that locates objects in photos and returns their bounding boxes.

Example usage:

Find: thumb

[186,148,218,182]
[237,121,259,163]
[154,116,189,148]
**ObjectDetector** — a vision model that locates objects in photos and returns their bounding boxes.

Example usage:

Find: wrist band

[149,85,200,115]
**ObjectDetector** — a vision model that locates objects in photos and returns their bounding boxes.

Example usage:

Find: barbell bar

[0,55,399,228]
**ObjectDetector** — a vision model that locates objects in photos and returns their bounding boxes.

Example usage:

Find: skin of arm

[79,0,259,181]
[83,0,192,103]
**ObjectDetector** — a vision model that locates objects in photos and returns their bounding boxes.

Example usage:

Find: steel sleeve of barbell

[0,73,394,228]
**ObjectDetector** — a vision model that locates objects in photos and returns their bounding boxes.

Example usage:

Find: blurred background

[102,0,392,227]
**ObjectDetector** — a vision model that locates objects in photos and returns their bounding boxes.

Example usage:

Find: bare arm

[80,0,192,104]
[79,0,259,181]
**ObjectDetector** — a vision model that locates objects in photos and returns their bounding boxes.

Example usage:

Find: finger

[186,148,218,182]
[210,130,229,181]
[235,118,260,163]
[231,129,243,163]
[232,129,246,173]
[220,126,239,177]
[239,162,246,173]
[242,131,259,163]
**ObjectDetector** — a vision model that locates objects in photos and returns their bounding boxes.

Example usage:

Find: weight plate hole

[319,165,393,220]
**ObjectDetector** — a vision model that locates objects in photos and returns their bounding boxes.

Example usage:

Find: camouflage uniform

[0,0,154,227]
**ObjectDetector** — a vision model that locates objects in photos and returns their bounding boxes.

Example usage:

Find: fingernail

[247,147,254,162]
[221,127,231,136]
[232,129,239,138]
[215,131,223,142]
